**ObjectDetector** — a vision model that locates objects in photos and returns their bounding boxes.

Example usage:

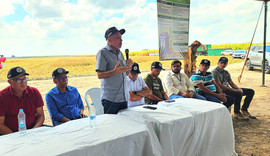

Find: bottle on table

[18,109,26,134]
[89,103,96,128]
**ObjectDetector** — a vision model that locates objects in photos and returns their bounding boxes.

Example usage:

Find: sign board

[157,0,190,60]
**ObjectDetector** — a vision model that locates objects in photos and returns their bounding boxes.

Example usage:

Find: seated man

[163,60,206,100]
[212,57,255,120]
[190,59,234,108]
[46,68,86,126]
[127,63,151,107]
[144,61,169,104]
[0,67,44,135]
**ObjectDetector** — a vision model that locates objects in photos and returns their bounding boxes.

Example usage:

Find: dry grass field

[0,56,242,81]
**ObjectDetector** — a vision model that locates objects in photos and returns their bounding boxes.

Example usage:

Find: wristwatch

[133,91,137,95]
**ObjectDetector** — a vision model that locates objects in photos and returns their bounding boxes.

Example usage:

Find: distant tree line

[212,42,270,50]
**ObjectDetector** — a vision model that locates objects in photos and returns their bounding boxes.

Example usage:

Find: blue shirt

[190,69,216,93]
[46,86,84,126]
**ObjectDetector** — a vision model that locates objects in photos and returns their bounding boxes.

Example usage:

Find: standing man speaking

[96,27,133,114]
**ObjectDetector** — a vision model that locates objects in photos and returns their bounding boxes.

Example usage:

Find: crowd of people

[0,26,256,135]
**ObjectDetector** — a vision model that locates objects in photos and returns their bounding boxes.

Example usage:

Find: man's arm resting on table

[33,107,45,128]
[161,90,169,100]
[137,86,151,97]
[129,86,151,102]
[0,116,13,135]
[79,109,87,118]
[129,91,142,101]
[147,91,164,102]
[60,116,70,122]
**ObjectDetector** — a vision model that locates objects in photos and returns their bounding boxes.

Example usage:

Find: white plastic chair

[84,88,104,115]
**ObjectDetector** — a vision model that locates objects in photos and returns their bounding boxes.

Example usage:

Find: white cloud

[86,0,139,10]
[0,1,15,16]
[217,31,230,37]
[24,0,64,19]
[0,0,160,57]
[189,0,267,45]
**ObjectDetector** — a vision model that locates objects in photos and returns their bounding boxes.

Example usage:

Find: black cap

[151,61,165,70]
[200,59,210,66]
[104,27,125,40]
[219,57,228,63]
[130,63,141,75]
[7,67,29,79]
[52,68,69,79]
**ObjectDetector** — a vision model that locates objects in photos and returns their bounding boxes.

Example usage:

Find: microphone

[125,49,129,60]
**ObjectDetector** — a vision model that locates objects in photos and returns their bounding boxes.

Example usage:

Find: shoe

[241,110,257,119]
[234,113,249,120]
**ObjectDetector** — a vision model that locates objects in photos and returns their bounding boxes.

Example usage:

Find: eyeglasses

[58,76,68,81]
[173,66,181,68]
[12,77,28,83]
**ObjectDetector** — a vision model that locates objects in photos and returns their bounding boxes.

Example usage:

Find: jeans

[200,92,235,108]
[102,99,127,114]
[169,93,206,100]
[223,88,255,113]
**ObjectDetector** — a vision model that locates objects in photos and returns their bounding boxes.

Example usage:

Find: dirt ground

[0,61,269,155]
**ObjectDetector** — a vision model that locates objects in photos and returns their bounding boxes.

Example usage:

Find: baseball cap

[52,68,69,79]
[130,63,141,75]
[219,57,228,63]
[200,59,210,66]
[7,67,29,79]
[104,27,125,40]
[151,61,165,70]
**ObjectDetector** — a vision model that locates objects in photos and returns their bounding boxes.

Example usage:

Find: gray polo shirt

[96,44,129,103]
[211,67,232,87]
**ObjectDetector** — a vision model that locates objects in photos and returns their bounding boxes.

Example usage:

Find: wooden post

[184,40,201,78]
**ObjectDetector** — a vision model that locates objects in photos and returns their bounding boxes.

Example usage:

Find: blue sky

[0,0,268,56]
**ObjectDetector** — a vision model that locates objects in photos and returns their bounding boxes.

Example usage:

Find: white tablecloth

[158,98,237,156]
[0,115,165,156]
[118,105,195,156]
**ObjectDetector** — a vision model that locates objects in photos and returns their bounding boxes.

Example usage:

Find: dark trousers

[200,92,235,108]
[102,99,127,114]
[223,88,255,113]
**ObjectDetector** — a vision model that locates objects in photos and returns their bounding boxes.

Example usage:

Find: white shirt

[127,76,147,107]
[162,70,195,97]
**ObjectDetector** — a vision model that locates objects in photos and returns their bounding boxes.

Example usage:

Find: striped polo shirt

[190,69,216,93]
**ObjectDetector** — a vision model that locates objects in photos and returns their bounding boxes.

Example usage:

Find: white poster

[157,0,190,60]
